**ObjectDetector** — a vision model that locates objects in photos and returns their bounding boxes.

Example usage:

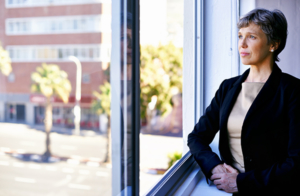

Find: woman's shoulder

[280,72,300,88]
[279,72,300,97]
[220,75,241,88]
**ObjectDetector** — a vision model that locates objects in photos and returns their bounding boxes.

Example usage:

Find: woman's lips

[240,52,250,57]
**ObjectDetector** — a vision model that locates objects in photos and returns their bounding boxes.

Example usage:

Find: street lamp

[69,56,82,135]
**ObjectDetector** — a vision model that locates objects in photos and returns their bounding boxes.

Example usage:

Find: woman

[187,8,300,195]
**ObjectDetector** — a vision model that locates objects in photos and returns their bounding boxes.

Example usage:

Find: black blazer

[187,64,300,195]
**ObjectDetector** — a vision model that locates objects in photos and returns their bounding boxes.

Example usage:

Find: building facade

[0,0,111,129]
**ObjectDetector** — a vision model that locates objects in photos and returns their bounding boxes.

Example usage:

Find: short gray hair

[237,8,288,62]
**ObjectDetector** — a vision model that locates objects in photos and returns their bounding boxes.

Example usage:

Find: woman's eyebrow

[238,31,258,35]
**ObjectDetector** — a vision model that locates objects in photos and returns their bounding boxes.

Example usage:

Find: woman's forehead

[238,23,261,34]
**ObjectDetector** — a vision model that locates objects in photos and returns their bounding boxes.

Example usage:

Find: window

[82,74,90,84]
[6,44,110,62]
[5,0,109,8]
[5,15,111,35]
[0,1,113,195]
[8,73,15,82]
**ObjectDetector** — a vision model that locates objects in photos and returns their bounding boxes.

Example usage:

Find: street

[0,123,110,196]
[0,122,183,195]
[0,153,111,196]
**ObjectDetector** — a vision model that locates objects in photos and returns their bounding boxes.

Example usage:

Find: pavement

[0,122,183,195]
[0,152,111,196]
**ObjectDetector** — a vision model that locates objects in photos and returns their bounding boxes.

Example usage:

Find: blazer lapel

[218,69,249,164]
[219,69,250,132]
[241,63,282,139]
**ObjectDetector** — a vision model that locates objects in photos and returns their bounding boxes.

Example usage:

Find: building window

[5,0,111,8]
[8,72,15,83]
[5,15,111,35]
[82,74,90,84]
[6,44,111,62]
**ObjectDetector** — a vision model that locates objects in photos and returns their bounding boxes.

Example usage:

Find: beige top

[227,82,264,173]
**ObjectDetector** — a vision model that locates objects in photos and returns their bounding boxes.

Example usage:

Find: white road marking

[96,171,109,177]
[70,155,82,159]
[15,177,36,184]
[79,170,90,175]
[0,147,11,152]
[62,168,74,173]
[54,175,72,187]
[75,176,86,183]
[60,145,77,150]
[67,159,80,165]
[46,166,57,171]
[0,161,9,166]
[13,162,25,168]
[89,157,101,162]
[68,183,91,190]
[86,162,99,167]
[20,141,36,146]
[28,164,41,170]
[16,149,26,154]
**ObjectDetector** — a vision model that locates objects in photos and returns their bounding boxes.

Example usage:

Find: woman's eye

[238,35,242,39]
[250,35,255,39]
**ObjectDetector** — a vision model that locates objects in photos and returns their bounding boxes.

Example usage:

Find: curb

[0,147,111,168]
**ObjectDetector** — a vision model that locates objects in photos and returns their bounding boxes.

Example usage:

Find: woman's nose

[239,38,247,48]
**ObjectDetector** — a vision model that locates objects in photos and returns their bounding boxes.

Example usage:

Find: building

[0,0,111,129]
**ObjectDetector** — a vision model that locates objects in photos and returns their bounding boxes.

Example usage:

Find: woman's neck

[244,62,274,83]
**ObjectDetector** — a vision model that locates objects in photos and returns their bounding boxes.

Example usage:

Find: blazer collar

[233,63,282,89]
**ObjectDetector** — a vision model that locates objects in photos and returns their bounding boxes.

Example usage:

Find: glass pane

[139,0,184,194]
[0,1,112,195]
[110,0,139,195]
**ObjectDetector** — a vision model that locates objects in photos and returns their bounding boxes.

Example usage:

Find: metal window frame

[183,0,204,153]
[145,151,203,196]
[131,0,140,194]
[111,0,140,195]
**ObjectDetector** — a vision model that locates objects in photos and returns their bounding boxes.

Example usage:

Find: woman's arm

[187,80,227,181]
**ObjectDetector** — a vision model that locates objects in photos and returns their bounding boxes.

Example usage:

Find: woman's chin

[241,59,252,66]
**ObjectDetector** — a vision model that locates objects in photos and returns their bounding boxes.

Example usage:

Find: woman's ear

[271,41,280,51]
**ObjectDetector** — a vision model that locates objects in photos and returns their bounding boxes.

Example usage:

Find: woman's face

[238,23,274,66]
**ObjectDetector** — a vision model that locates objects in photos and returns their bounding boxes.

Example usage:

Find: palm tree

[92,82,111,163]
[31,63,71,160]
[0,45,12,76]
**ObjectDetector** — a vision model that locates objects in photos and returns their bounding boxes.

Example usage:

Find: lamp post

[69,56,82,135]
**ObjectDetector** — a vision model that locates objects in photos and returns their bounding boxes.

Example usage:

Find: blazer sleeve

[187,80,227,181]
[237,86,300,195]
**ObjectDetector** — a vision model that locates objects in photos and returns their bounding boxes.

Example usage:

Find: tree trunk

[43,96,53,159]
[103,116,111,163]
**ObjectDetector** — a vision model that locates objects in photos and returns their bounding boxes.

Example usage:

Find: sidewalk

[29,124,105,137]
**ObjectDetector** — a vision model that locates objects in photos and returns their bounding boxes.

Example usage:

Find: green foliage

[92,82,111,116]
[0,44,12,76]
[31,63,72,103]
[92,42,183,120]
[140,42,183,119]
[167,151,182,169]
